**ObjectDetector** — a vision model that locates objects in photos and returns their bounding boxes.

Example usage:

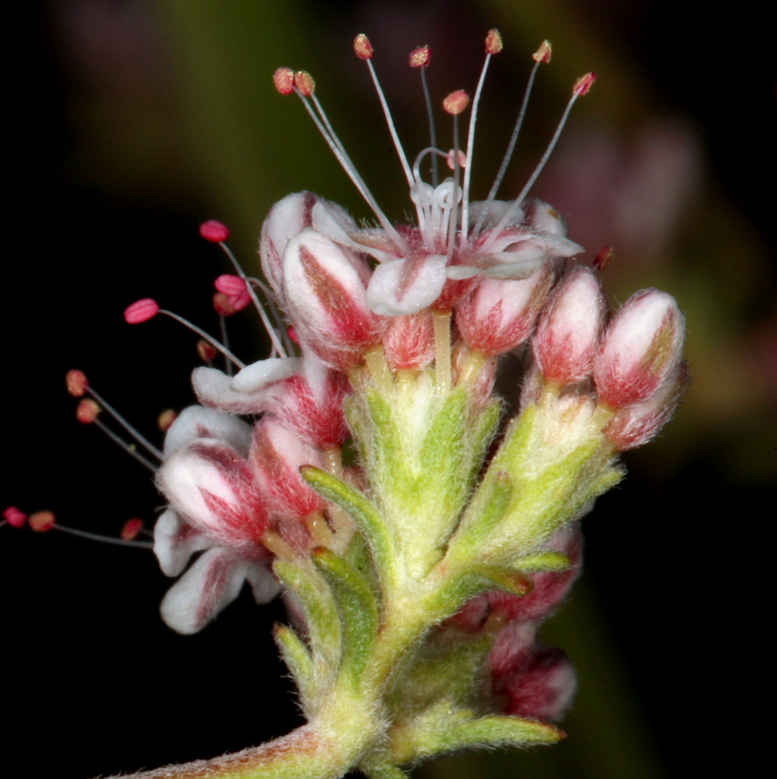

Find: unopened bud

[533,40,552,64]
[354,33,373,60]
[273,67,295,95]
[443,90,470,115]
[533,267,606,386]
[121,518,144,541]
[76,399,100,423]
[124,298,159,324]
[157,409,178,431]
[66,369,88,397]
[3,506,27,528]
[294,71,315,97]
[485,29,503,55]
[29,511,56,533]
[594,289,685,408]
[409,45,431,68]
[199,220,229,243]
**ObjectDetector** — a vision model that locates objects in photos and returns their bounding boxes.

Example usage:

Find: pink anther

[124,298,159,324]
[3,506,27,528]
[197,339,218,362]
[294,71,315,97]
[594,246,615,271]
[287,326,300,346]
[409,46,431,68]
[76,399,101,424]
[199,220,230,242]
[443,90,470,115]
[214,274,248,295]
[485,29,503,55]
[533,40,552,64]
[273,67,295,95]
[573,72,597,97]
[29,511,56,533]
[354,34,374,60]
[121,518,144,541]
[66,369,89,397]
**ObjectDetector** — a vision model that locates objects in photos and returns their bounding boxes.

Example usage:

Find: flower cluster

[4,29,687,779]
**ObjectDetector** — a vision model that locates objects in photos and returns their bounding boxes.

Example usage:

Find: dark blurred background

[5,1,774,777]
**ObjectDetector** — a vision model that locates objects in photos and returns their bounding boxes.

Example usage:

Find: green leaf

[301,466,397,587]
[274,623,315,710]
[313,547,380,684]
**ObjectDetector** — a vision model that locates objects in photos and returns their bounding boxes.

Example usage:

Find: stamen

[474,40,551,237]
[68,369,164,464]
[30,510,154,549]
[203,226,289,359]
[157,409,177,432]
[481,72,596,252]
[199,220,230,243]
[460,30,502,248]
[277,69,408,253]
[125,299,247,370]
[443,91,469,257]
[594,246,615,271]
[354,34,415,188]
[409,45,438,186]
[305,512,334,549]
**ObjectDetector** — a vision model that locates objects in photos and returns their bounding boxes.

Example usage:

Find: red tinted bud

[354,34,373,60]
[273,67,295,95]
[443,90,470,115]
[533,40,552,64]
[594,289,685,408]
[3,506,27,528]
[409,45,431,68]
[66,369,88,397]
[121,518,144,540]
[157,408,178,431]
[29,511,56,533]
[199,220,229,242]
[485,29,503,55]
[124,298,159,324]
[294,71,315,97]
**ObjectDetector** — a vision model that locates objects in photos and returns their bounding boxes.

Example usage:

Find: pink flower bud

[283,228,382,370]
[533,266,606,385]
[382,312,435,371]
[124,298,159,324]
[603,361,689,450]
[594,289,685,408]
[500,646,577,722]
[456,265,554,356]
[199,220,229,243]
[156,440,269,548]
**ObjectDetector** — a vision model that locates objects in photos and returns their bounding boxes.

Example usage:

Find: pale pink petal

[162,405,253,459]
[230,357,302,393]
[366,255,447,316]
[153,508,211,577]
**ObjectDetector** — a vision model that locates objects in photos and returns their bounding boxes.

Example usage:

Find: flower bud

[533,266,605,385]
[456,264,553,355]
[594,289,685,408]
[283,227,382,370]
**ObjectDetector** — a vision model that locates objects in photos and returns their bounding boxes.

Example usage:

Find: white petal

[230,357,302,393]
[159,547,249,634]
[153,508,211,577]
[192,367,273,415]
[366,255,448,316]
[163,405,253,459]
[245,562,283,604]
